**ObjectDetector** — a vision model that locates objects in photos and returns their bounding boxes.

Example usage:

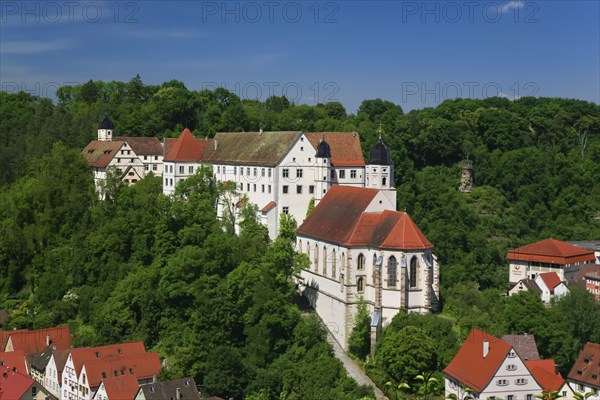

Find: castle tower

[366,132,396,205]
[459,160,473,193]
[97,116,115,141]
[314,137,332,204]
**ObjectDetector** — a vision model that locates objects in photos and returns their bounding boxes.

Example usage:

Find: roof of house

[443,328,512,393]
[0,351,27,374]
[98,375,139,400]
[539,272,562,293]
[84,352,160,388]
[29,346,55,372]
[116,137,164,156]
[6,326,70,355]
[163,129,211,162]
[0,365,34,399]
[137,377,199,400]
[506,238,595,264]
[511,279,543,295]
[566,263,600,283]
[567,342,600,388]
[0,330,27,354]
[52,349,70,381]
[163,138,178,157]
[297,186,432,249]
[203,131,301,166]
[69,342,146,376]
[305,132,365,166]
[261,201,277,213]
[567,240,600,252]
[526,359,564,391]
[367,138,392,166]
[501,334,540,361]
[82,140,124,168]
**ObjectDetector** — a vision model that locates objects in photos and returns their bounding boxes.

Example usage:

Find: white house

[444,329,566,399]
[45,349,69,399]
[535,272,569,304]
[296,183,439,348]
[92,375,139,400]
[567,342,600,399]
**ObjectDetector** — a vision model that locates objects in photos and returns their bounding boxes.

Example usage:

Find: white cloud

[500,1,525,13]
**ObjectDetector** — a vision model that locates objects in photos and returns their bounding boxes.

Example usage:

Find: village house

[0,350,28,375]
[565,263,600,301]
[45,349,70,399]
[0,364,52,400]
[509,272,569,304]
[507,238,596,285]
[3,326,70,355]
[134,377,200,400]
[92,375,140,400]
[444,328,567,399]
[567,342,600,399]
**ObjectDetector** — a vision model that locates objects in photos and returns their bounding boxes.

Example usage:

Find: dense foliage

[1,77,599,398]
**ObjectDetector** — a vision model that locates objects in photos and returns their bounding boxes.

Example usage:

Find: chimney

[176,387,180,399]
[152,375,157,383]
[214,140,218,150]
[46,335,50,346]
[259,128,263,134]
[483,339,490,358]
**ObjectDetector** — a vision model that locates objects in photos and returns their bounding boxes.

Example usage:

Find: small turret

[97,116,115,141]
[314,136,332,203]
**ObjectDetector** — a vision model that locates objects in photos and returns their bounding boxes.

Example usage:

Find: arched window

[322,246,327,275]
[298,240,302,253]
[382,177,387,186]
[357,253,365,271]
[306,241,310,257]
[388,256,397,287]
[373,254,378,284]
[357,277,364,293]
[341,252,346,273]
[332,249,337,278]
[314,244,319,272]
[410,256,418,288]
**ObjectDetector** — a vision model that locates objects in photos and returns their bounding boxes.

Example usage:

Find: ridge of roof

[507,238,595,264]
[69,342,146,376]
[164,128,210,162]
[305,132,365,166]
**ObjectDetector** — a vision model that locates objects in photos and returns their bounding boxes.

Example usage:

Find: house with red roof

[0,365,51,400]
[296,184,439,348]
[92,375,139,400]
[535,272,569,304]
[567,342,600,399]
[444,329,566,399]
[507,238,596,285]
[45,348,70,399]
[565,263,600,301]
[3,326,70,355]
[0,351,28,375]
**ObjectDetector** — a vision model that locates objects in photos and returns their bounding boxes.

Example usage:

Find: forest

[0,76,599,399]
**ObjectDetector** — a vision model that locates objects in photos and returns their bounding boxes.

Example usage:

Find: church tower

[366,132,396,204]
[314,137,332,204]
[97,116,115,141]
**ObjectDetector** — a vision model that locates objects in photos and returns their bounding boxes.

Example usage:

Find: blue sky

[1,0,598,112]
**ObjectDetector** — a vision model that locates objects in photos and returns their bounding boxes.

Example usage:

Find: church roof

[298,186,432,250]
[507,238,595,265]
[82,141,124,168]
[203,131,302,166]
[163,129,211,162]
[98,116,115,130]
[116,137,163,156]
[305,132,364,166]
[367,138,392,165]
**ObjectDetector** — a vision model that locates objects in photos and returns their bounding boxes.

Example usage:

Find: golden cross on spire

[376,122,384,139]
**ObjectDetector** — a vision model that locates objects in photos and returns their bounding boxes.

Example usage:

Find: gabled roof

[507,238,595,264]
[137,377,199,400]
[526,359,564,391]
[0,351,27,374]
[163,129,211,162]
[501,334,540,361]
[69,342,146,377]
[568,342,600,388]
[305,132,365,166]
[0,330,27,353]
[6,326,70,355]
[163,138,178,157]
[0,365,34,399]
[82,140,124,168]
[298,186,432,250]
[116,137,163,156]
[84,352,160,388]
[444,328,512,393]
[51,349,70,382]
[538,272,562,293]
[98,375,139,400]
[29,346,55,372]
[203,131,302,166]
[511,278,542,295]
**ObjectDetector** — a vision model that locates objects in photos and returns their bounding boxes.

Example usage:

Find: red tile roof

[298,186,432,250]
[507,238,595,265]
[164,129,211,162]
[69,342,146,377]
[0,330,27,353]
[82,140,124,168]
[305,132,365,166]
[526,359,564,391]
[84,352,160,388]
[163,138,178,157]
[100,375,139,400]
[539,272,562,293]
[261,201,277,213]
[568,342,600,388]
[444,329,512,393]
[0,351,27,374]
[0,365,34,399]
[6,326,70,355]
[116,137,163,156]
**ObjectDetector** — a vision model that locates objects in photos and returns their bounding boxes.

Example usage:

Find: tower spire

[376,122,384,139]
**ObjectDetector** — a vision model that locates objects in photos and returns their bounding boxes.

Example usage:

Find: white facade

[162,161,202,196]
[62,353,78,400]
[535,275,569,304]
[568,382,600,400]
[45,354,62,399]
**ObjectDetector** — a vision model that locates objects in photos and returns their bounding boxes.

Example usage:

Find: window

[283,206,289,214]
[332,249,336,278]
[409,256,418,288]
[129,368,133,374]
[188,166,193,174]
[153,164,157,171]
[382,177,387,186]
[82,374,86,384]
[339,170,346,179]
[268,169,272,178]
[247,183,250,191]
[253,167,257,176]
[357,277,364,293]
[253,184,257,192]
[179,166,184,174]
[283,168,289,178]
[155,156,158,160]
[506,396,513,400]
[239,183,243,191]
[297,185,302,194]
[330,170,335,179]
[351,170,357,178]
[506,364,517,371]
[268,185,271,193]
[508,350,517,358]
[527,395,533,400]
[145,165,149,171]
[241,168,244,176]
[234,166,237,174]
[297,168,303,178]
[322,246,327,275]
[314,244,319,271]
[262,184,265,193]
[497,379,508,386]
[246,167,250,175]
[516,378,527,385]
[217,166,220,173]
[309,185,315,194]
[32,386,37,396]
[283,185,289,194]
[308,157,311,162]
[388,256,397,287]
[357,254,365,271]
